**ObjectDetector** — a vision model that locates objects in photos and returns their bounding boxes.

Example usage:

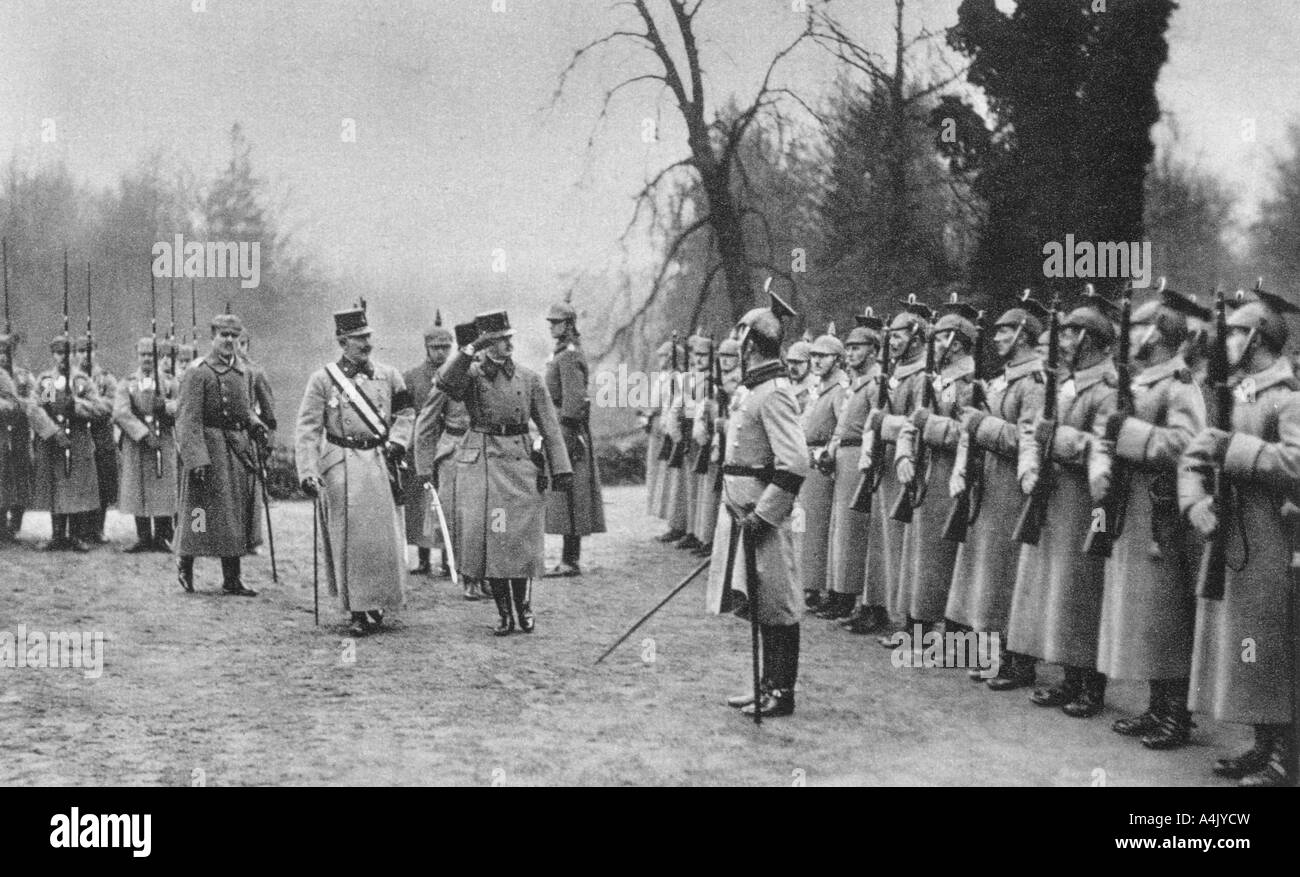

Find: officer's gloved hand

[191,464,211,486]
[300,475,322,498]
[896,456,915,485]
[383,441,406,462]
[552,472,574,493]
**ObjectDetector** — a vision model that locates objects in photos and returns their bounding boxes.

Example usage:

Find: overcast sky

[2,0,1296,319]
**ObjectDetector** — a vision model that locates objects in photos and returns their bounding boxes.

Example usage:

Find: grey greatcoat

[544,338,606,536]
[437,351,572,579]
[706,362,810,626]
[894,355,975,622]
[1090,356,1205,680]
[413,381,470,554]
[868,355,928,619]
[826,366,878,596]
[1009,360,1117,667]
[29,369,103,514]
[403,358,440,548]
[296,358,413,613]
[1179,356,1300,725]
[946,356,1044,632]
[799,368,848,592]
[114,370,180,517]
[175,353,263,557]
[0,368,35,510]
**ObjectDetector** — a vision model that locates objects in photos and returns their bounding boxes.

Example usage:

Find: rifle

[58,250,73,476]
[658,332,678,463]
[189,278,197,344]
[1012,294,1061,545]
[1084,283,1136,556]
[849,316,892,513]
[942,310,987,542]
[254,437,279,583]
[147,262,164,477]
[1196,286,1232,600]
[692,337,715,475]
[2,237,9,336]
[713,352,727,492]
[667,347,691,470]
[890,323,935,523]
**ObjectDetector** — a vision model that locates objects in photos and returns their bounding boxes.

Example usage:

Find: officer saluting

[437,311,573,635]
[543,295,605,577]
[705,290,809,718]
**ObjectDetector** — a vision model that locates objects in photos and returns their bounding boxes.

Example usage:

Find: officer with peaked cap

[861,296,932,642]
[705,289,809,718]
[1179,283,1300,786]
[543,295,606,576]
[893,294,979,638]
[114,337,180,552]
[1010,288,1120,718]
[73,334,116,544]
[28,334,102,550]
[438,310,572,635]
[826,310,884,629]
[1088,286,1206,749]
[800,324,849,615]
[175,313,266,595]
[0,332,35,541]
[948,293,1047,688]
[296,303,414,635]
[404,311,455,577]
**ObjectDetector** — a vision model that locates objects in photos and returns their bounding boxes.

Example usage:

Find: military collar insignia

[203,351,244,375]
[1072,359,1116,392]
[481,356,516,381]
[1234,356,1297,401]
[892,357,926,381]
[337,356,375,380]
[1003,356,1043,383]
[939,355,975,384]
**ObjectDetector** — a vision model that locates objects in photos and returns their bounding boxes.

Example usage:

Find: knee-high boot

[489,579,515,636]
[510,578,534,633]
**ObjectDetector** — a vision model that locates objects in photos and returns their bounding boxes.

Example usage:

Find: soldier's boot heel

[1115,680,1165,737]
[1214,725,1277,778]
[1061,670,1106,718]
[177,556,195,593]
[490,580,515,636]
[511,578,535,633]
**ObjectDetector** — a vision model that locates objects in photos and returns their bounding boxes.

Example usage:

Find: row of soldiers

[647,284,1297,787]
[0,327,274,558]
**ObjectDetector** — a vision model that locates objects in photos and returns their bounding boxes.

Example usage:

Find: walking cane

[254,440,279,582]
[312,495,320,626]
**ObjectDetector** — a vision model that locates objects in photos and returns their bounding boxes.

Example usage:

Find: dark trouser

[51,513,71,542]
[135,516,174,542]
[178,555,241,583]
[4,507,24,535]
[417,547,430,567]
[761,623,801,692]
[562,536,581,564]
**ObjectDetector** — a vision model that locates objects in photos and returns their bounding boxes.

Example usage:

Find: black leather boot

[1213,725,1277,778]
[987,651,1036,691]
[411,547,431,576]
[741,624,797,718]
[125,517,153,553]
[490,579,515,636]
[1141,678,1195,751]
[1030,664,1080,706]
[221,556,257,596]
[1062,669,1106,718]
[511,578,534,633]
[815,592,855,620]
[841,605,890,635]
[152,517,174,552]
[177,555,195,593]
[1114,679,1163,736]
[1239,729,1295,788]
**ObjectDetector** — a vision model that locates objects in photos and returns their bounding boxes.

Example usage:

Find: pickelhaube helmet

[1226,278,1298,352]
[735,280,797,357]
[784,330,813,362]
[934,290,980,347]
[547,290,577,323]
[809,321,844,357]
[688,328,714,355]
[717,336,740,359]
[213,312,246,335]
[424,309,454,345]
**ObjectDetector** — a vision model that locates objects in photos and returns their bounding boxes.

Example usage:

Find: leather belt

[327,434,383,450]
[202,419,248,431]
[722,464,774,482]
[807,441,828,449]
[445,426,468,437]
[472,423,529,436]
[838,438,863,447]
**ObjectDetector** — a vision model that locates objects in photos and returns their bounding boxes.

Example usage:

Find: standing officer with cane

[705,288,808,719]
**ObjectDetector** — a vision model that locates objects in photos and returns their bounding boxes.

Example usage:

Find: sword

[594,556,711,664]
[424,480,458,585]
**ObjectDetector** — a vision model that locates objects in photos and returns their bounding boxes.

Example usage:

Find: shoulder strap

[325,362,389,439]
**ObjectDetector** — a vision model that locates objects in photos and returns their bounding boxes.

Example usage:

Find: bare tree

[555,0,819,358]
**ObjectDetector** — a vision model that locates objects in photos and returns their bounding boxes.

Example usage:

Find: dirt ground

[0,486,1244,786]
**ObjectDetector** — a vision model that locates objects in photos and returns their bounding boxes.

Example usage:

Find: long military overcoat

[29,369,102,514]
[798,368,847,592]
[826,366,877,596]
[413,381,470,556]
[0,368,34,509]
[403,358,440,548]
[544,338,606,536]
[114,370,180,517]
[438,351,572,579]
